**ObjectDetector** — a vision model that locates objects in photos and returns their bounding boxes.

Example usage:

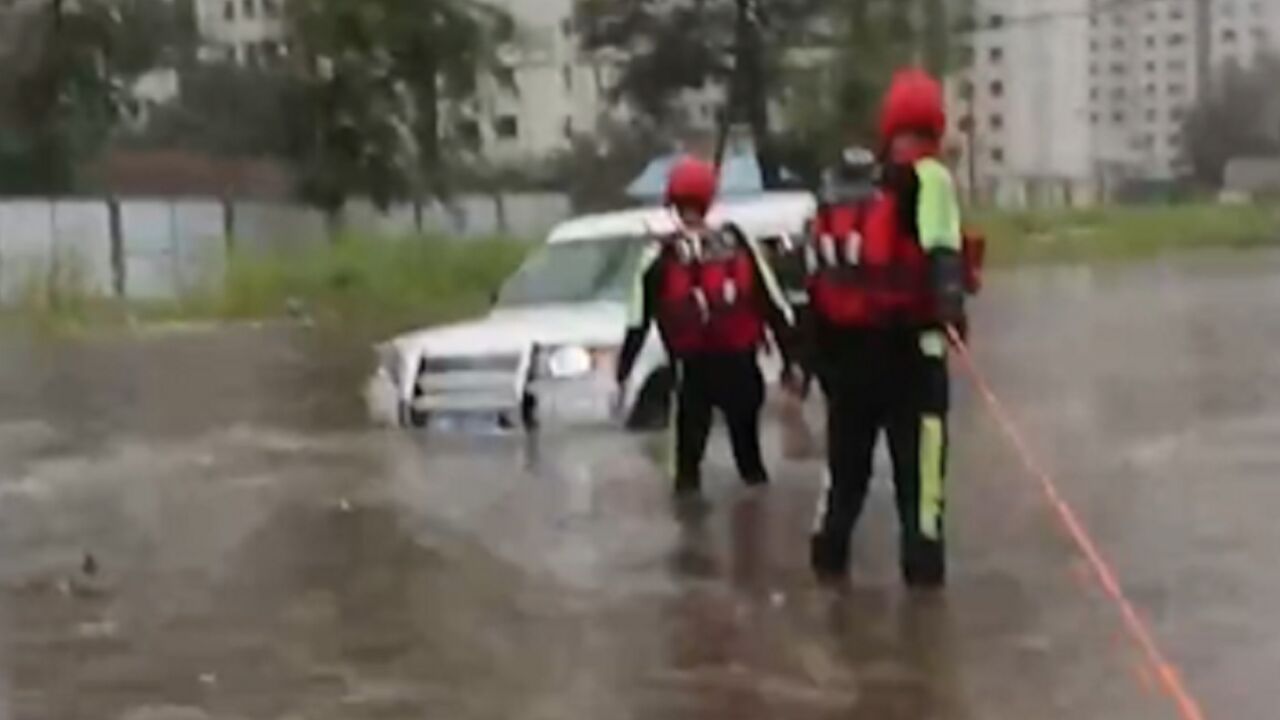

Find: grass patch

[210,234,532,335]
[6,234,533,337]
[973,203,1280,266]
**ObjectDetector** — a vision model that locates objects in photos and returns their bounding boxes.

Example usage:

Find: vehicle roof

[546,191,816,244]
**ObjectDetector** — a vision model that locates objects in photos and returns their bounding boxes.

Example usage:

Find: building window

[1169,82,1186,97]
[989,47,1004,63]
[989,14,1005,29]
[457,121,481,150]
[562,117,574,139]
[223,0,235,20]
[990,147,1005,164]
[959,80,975,99]
[263,0,279,17]
[989,80,1004,97]
[494,67,516,90]
[1112,87,1127,100]
[1113,111,1126,124]
[1090,113,1100,125]
[1223,29,1238,43]
[1110,62,1126,75]
[1146,109,1157,122]
[1090,87,1100,100]
[1146,82,1157,95]
[562,65,573,91]
[1169,32,1186,46]
[1146,35,1156,48]
[242,0,256,19]
[494,116,519,139]
[957,115,974,132]
[990,113,1004,130]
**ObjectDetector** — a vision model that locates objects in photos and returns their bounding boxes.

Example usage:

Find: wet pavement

[2,252,1279,719]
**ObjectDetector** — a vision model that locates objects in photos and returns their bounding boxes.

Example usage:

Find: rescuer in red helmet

[804,69,975,588]
[617,156,798,498]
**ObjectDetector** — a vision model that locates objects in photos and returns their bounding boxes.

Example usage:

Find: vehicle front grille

[414,351,529,411]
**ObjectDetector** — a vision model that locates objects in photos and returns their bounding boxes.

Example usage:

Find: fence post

[222,196,236,253]
[108,197,125,298]
[494,192,508,236]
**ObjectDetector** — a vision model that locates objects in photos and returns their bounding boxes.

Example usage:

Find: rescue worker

[804,69,970,588]
[616,156,797,497]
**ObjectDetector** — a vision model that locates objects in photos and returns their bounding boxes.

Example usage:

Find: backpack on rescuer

[656,225,764,356]
[806,198,985,328]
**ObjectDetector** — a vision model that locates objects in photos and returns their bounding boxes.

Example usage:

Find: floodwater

[2,252,1279,720]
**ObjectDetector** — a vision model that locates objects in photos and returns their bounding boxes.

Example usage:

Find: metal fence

[0,193,571,303]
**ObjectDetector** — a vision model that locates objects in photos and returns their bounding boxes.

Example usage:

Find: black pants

[812,326,950,584]
[673,351,768,489]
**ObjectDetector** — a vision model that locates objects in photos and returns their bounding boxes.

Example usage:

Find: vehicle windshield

[497,237,648,307]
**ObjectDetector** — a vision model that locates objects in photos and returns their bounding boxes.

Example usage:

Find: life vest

[805,193,935,328]
[656,226,764,356]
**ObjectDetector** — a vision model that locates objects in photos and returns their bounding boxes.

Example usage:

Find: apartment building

[194,0,288,66]
[954,0,1280,206]
[950,0,1095,206]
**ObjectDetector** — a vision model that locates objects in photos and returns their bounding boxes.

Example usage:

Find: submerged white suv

[366,192,816,430]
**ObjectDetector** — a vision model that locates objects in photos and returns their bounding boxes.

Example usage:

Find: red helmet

[665,156,718,214]
[879,68,947,144]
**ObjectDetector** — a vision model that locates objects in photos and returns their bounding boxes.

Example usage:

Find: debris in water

[76,619,119,639]
[338,498,353,513]
[198,673,218,687]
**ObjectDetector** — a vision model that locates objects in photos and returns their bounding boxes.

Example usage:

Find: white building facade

[952,0,1280,206]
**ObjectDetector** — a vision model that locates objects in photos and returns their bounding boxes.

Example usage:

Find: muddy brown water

[2,253,1279,720]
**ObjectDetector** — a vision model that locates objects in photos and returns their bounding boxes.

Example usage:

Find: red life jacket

[656,228,764,356]
[806,193,936,327]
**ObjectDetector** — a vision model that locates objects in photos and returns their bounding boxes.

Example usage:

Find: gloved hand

[946,317,969,347]
[780,363,811,400]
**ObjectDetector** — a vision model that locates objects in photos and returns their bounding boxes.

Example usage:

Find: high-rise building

[952,0,1280,206]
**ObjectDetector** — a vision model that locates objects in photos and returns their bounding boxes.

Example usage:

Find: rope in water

[946,326,1207,720]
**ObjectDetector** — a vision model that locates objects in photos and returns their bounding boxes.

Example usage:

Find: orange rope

[947,326,1207,720]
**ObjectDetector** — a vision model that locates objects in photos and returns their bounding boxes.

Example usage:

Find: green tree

[0,0,195,193]
[285,0,511,214]
[1182,56,1280,186]
[577,0,826,187]
[776,0,965,186]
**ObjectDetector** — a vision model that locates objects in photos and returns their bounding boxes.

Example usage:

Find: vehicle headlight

[545,345,594,379]
[375,343,402,386]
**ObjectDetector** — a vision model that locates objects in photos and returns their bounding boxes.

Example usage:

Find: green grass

[210,234,531,334]
[973,203,1280,267]
[8,234,533,337]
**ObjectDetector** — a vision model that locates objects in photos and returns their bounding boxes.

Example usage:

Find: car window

[497,237,648,307]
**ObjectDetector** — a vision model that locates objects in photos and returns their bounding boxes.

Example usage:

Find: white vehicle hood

[391,301,628,357]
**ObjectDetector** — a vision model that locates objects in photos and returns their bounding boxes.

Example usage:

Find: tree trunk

[734,0,779,188]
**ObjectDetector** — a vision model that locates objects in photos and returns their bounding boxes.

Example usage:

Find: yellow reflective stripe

[629,243,661,328]
[742,232,796,326]
[915,158,962,253]
[919,415,945,541]
[668,363,681,481]
[920,330,946,358]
